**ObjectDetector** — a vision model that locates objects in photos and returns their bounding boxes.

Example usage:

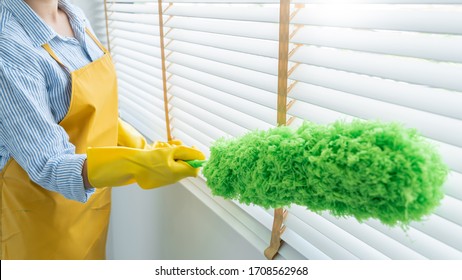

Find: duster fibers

[202,120,448,226]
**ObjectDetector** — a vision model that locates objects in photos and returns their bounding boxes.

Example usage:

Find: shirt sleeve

[0,60,94,202]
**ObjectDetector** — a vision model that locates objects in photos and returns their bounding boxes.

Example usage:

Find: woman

[0,0,204,259]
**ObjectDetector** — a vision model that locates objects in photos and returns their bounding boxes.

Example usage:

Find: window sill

[180,177,307,260]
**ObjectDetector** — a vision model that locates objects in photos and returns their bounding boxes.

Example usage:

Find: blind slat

[290,45,462,92]
[168,64,276,109]
[366,219,462,259]
[289,82,462,148]
[113,46,162,69]
[164,6,279,23]
[284,213,359,259]
[119,94,166,131]
[165,17,279,40]
[107,3,159,14]
[434,195,462,226]
[237,203,331,259]
[293,5,462,35]
[118,79,165,111]
[109,21,160,36]
[110,12,159,25]
[168,52,277,93]
[289,102,354,125]
[288,207,391,259]
[118,84,165,121]
[169,75,276,125]
[292,26,462,63]
[111,29,161,48]
[170,108,231,140]
[119,110,165,142]
[112,38,161,56]
[115,56,163,80]
[170,86,274,131]
[429,141,462,174]
[171,118,215,149]
[410,215,462,252]
[166,40,278,76]
[445,172,462,200]
[169,129,210,156]
[169,97,249,137]
[110,0,159,2]
[288,72,462,121]
[116,65,163,90]
[314,212,428,259]
[166,29,279,58]
[116,70,164,96]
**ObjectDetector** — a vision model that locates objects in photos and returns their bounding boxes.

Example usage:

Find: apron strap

[85,28,108,54]
[42,43,70,72]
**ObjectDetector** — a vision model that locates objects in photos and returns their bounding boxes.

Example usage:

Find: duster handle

[184,159,208,168]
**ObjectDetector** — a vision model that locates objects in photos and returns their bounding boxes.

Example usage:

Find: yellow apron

[0,29,118,259]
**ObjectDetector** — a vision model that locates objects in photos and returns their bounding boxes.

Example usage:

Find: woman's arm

[0,60,91,202]
[81,160,92,189]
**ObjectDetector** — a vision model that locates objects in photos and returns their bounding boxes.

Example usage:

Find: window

[104,0,462,259]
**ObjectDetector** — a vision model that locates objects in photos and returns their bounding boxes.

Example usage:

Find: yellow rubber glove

[117,118,148,149]
[151,139,183,149]
[86,145,205,189]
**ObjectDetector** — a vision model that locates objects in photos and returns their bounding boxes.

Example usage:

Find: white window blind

[105,0,462,259]
[105,0,167,141]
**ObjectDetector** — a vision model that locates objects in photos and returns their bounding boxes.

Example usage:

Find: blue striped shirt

[0,0,104,202]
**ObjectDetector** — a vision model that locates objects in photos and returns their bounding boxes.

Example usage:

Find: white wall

[72,0,264,260]
[107,184,264,259]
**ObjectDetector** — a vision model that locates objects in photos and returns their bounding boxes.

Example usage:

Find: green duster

[202,120,448,226]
